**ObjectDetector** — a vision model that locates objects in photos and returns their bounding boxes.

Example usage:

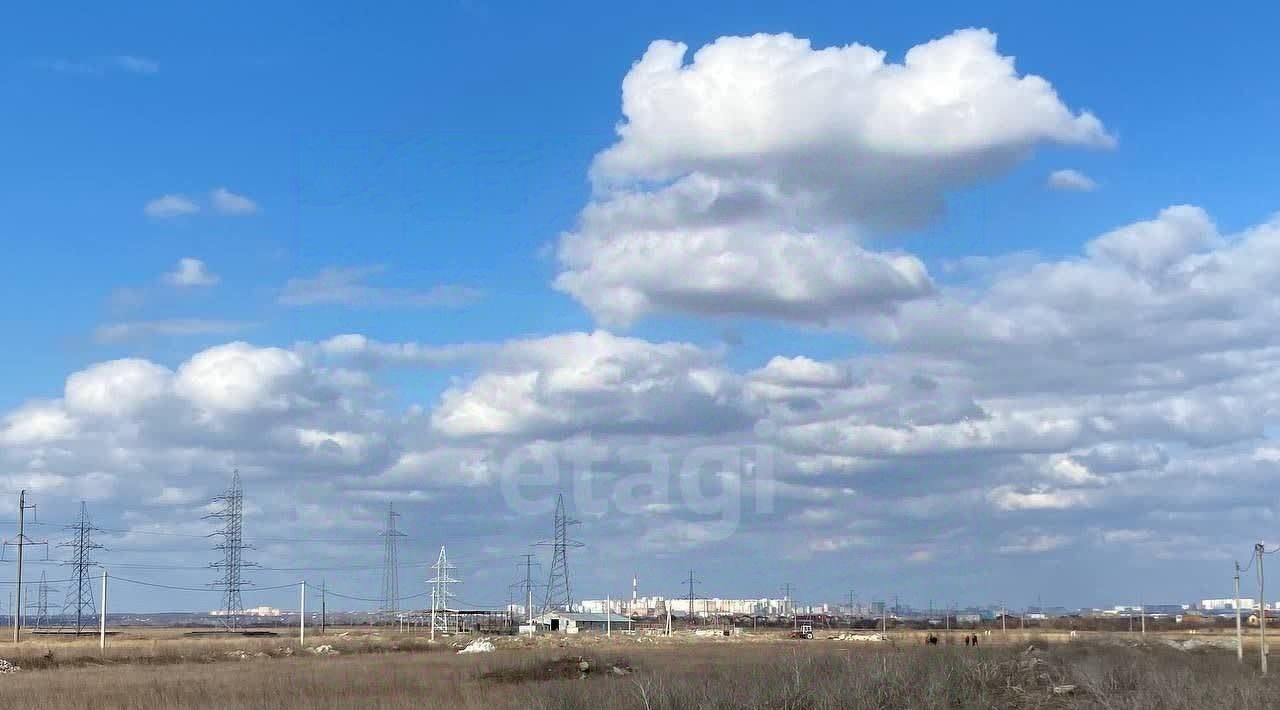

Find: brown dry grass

[0,632,1277,709]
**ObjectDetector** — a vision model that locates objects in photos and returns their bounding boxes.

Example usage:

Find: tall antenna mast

[538,493,582,612]
[59,501,104,635]
[380,503,406,625]
[205,471,255,631]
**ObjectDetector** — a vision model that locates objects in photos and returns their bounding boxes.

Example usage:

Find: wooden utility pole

[321,580,327,635]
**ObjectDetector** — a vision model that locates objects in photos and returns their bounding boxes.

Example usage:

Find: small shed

[533,611,633,634]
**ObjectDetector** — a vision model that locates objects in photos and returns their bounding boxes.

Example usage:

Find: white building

[209,606,281,617]
[581,596,792,617]
[1200,598,1276,611]
[533,611,633,634]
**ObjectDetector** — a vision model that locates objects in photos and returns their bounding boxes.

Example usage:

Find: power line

[28,520,395,545]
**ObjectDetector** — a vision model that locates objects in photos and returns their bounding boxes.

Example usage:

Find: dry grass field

[0,629,1277,709]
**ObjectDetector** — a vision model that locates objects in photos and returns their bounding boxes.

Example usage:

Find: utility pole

[5,490,45,643]
[1258,542,1267,675]
[299,581,305,646]
[518,553,540,623]
[1140,598,1145,638]
[848,590,855,629]
[99,569,107,652]
[321,579,327,635]
[1236,562,1244,663]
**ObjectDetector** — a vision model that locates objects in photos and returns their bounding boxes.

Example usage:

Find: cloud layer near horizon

[7,206,1280,580]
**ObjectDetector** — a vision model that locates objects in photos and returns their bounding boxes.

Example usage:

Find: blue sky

[3,1,1280,614]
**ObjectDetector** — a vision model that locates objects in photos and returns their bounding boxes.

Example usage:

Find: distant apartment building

[1200,598,1273,611]
[209,606,281,617]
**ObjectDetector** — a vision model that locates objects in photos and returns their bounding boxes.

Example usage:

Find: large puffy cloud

[556,179,932,326]
[431,331,748,438]
[555,29,1110,326]
[65,359,173,416]
[594,29,1110,195]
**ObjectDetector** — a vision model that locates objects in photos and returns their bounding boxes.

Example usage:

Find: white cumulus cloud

[209,187,260,216]
[1047,169,1098,192]
[143,194,199,218]
[555,28,1111,326]
[164,257,220,287]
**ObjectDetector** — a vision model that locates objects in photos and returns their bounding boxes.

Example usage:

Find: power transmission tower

[379,503,406,625]
[538,493,582,613]
[684,570,700,626]
[429,545,459,638]
[3,490,47,643]
[30,572,56,630]
[205,471,255,631]
[59,501,105,634]
[516,553,541,623]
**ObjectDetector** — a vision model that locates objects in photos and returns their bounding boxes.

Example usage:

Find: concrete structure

[533,611,633,634]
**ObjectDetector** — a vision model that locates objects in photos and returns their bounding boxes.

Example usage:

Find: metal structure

[3,490,47,642]
[59,501,104,634]
[538,493,581,613]
[428,545,459,638]
[516,553,541,622]
[205,471,254,630]
[379,503,406,624]
[684,570,700,623]
[31,572,56,630]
